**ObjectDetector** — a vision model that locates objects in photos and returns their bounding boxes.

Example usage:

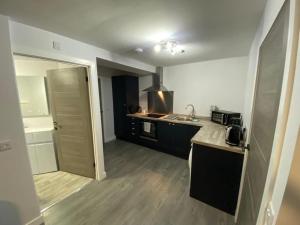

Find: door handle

[54,123,62,130]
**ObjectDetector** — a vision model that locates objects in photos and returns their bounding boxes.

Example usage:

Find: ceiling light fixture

[154,40,185,55]
[154,44,161,53]
[135,48,144,53]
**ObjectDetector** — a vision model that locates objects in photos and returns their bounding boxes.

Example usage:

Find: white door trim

[13,52,106,181]
[25,215,44,225]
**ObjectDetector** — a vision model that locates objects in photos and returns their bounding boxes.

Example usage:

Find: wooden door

[237,2,289,224]
[47,67,95,178]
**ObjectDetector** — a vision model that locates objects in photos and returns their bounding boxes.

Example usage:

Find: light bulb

[166,41,173,50]
[154,44,161,52]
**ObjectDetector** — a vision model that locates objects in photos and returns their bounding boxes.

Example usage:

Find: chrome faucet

[185,104,195,120]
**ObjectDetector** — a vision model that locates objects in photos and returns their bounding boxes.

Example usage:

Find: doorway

[14,54,95,212]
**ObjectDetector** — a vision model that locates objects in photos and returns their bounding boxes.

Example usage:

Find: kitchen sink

[165,114,200,122]
[176,116,199,122]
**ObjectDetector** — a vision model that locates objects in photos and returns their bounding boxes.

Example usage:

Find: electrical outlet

[0,140,12,152]
[265,202,275,225]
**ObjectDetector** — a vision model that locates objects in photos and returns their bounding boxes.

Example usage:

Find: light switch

[0,140,12,152]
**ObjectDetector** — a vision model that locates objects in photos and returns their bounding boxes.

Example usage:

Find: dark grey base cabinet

[157,121,199,159]
[125,116,200,159]
[190,144,244,215]
[112,76,139,140]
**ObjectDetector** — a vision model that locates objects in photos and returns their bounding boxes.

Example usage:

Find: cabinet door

[33,131,53,143]
[36,143,58,174]
[172,123,186,157]
[173,124,200,159]
[125,76,139,109]
[112,76,139,139]
[190,144,243,215]
[25,133,34,144]
[27,145,39,175]
[112,77,127,138]
[157,121,173,152]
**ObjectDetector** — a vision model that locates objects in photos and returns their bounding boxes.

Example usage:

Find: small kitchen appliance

[211,110,241,125]
[225,125,244,146]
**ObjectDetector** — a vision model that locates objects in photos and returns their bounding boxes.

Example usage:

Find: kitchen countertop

[127,113,244,155]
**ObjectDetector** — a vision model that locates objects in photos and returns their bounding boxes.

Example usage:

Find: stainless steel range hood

[143,67,169,92]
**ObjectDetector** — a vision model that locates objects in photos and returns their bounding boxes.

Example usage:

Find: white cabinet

[25,133,34,144]
[36,143,57,173]
[26,130,58,175]
[27,145,39,174]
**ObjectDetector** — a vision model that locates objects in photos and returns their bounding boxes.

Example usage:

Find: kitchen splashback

[147,91,174,114]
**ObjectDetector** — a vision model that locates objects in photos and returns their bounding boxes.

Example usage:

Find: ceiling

[0,0,267,66]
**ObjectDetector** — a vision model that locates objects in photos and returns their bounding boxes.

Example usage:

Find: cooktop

[145,113,165,118]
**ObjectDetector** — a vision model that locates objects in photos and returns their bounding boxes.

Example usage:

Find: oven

[139,120,158,141]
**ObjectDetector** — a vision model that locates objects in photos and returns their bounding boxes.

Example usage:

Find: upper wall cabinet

[16,76,49,117]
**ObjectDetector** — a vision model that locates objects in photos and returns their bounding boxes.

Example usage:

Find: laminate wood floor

[34,171,92,211]
[43,140,235,225]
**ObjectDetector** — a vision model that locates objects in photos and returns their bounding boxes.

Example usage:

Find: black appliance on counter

[211,110,241,125]
[225,125,244,146]
[228,116,243,126]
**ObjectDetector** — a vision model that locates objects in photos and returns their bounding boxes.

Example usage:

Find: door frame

[13,52,106,181]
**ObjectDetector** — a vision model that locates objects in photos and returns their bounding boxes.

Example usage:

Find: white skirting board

[104,135,116,143]
[25,215,44,225]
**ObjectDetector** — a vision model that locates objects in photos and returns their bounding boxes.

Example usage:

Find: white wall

[162,57,248,116]
[14,58,82,133]
[99,76,115,143]
[0,18,155,225]
[14,59,77,77]
[139,75,152,112]
[0,15,42,225]
[8,20,155,183]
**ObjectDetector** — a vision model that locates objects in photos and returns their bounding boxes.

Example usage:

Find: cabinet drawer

[25,133,34,144]
[33,131,53,143]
